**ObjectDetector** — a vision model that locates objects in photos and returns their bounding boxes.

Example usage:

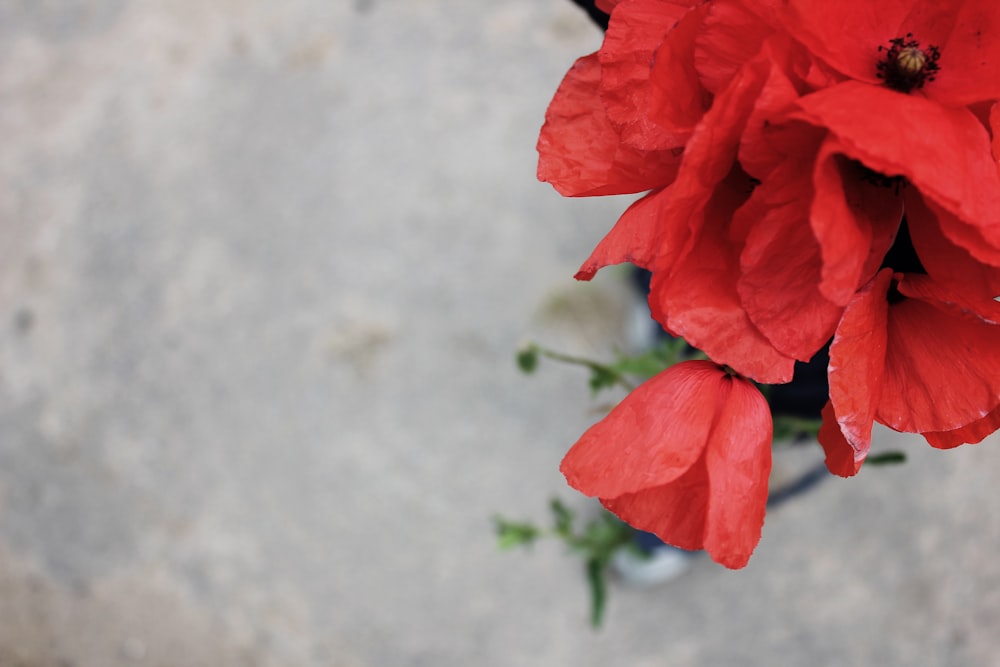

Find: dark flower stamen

[856,162,906,194]
[877,33,941,93]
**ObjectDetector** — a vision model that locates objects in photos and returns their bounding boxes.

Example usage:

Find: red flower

[774,0,1000,105]
[819,178,1000,474]
[560,360,773,568]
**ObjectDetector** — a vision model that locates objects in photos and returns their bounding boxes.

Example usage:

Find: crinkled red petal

[738,48,820,181]
[537,54,683,196]
[694,0,775,94]
[599,0,695,150]
[647,3,713,135]
[560,360,729,499]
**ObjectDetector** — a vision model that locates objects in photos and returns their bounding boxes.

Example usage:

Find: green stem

[533,345,636,391]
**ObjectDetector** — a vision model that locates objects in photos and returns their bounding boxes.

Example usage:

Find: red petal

[922,404,1000,449]
[738,49,820,180]
[702,374,773,569]
[792,82,1000,231]
[907,189,1000,281]
[737,161,842,361]
[877,293,1000,432]
[828,269,891,459]
[649,171,797,383]
[574,186,684,280]
[927,0,1000,105]
[694,0,775,94]
[810,140,903,306]
[560,360,730,499]
[650,50,774,214]
[818,402,866,477]
[647,3,712,135]
[537,54,683,196]
[897,273,1000,325]
[926,205,1000,268]
[599,0,696,150]
[602,457,710,552]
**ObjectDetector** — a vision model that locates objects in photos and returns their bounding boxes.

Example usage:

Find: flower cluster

[540,0,1000,568]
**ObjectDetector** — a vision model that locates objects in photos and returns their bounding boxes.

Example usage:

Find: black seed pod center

[876,33,941,93]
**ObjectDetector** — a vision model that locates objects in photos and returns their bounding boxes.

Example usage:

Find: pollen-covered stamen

[876,33,941,93]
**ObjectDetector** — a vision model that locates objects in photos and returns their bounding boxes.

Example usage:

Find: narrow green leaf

[866,451,907,466]
[586,557,607,628]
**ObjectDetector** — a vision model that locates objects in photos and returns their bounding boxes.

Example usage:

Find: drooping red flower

[560,360,773,568]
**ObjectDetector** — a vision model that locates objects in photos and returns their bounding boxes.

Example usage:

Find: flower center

[881,220,926,304]
[876,34,940,93]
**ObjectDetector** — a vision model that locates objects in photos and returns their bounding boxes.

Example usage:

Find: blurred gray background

[2,1,1000,665]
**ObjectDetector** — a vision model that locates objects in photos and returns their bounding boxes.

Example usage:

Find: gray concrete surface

[2,1,1000,665]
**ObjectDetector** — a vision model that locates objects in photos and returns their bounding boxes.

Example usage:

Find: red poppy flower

[560,360,773,569]
[821,253,1000,475]
[774,0,1000,106]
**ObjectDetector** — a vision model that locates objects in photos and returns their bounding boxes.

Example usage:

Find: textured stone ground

[2,1,1000,665]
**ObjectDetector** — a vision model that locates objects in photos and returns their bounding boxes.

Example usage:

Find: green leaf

[550,498,574,536]
[866,451,907,466]
[516,344,539,374]
[493,517,541,550]
[586,557,607,628]
[582,512,634,559]
[588,365,623,394]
